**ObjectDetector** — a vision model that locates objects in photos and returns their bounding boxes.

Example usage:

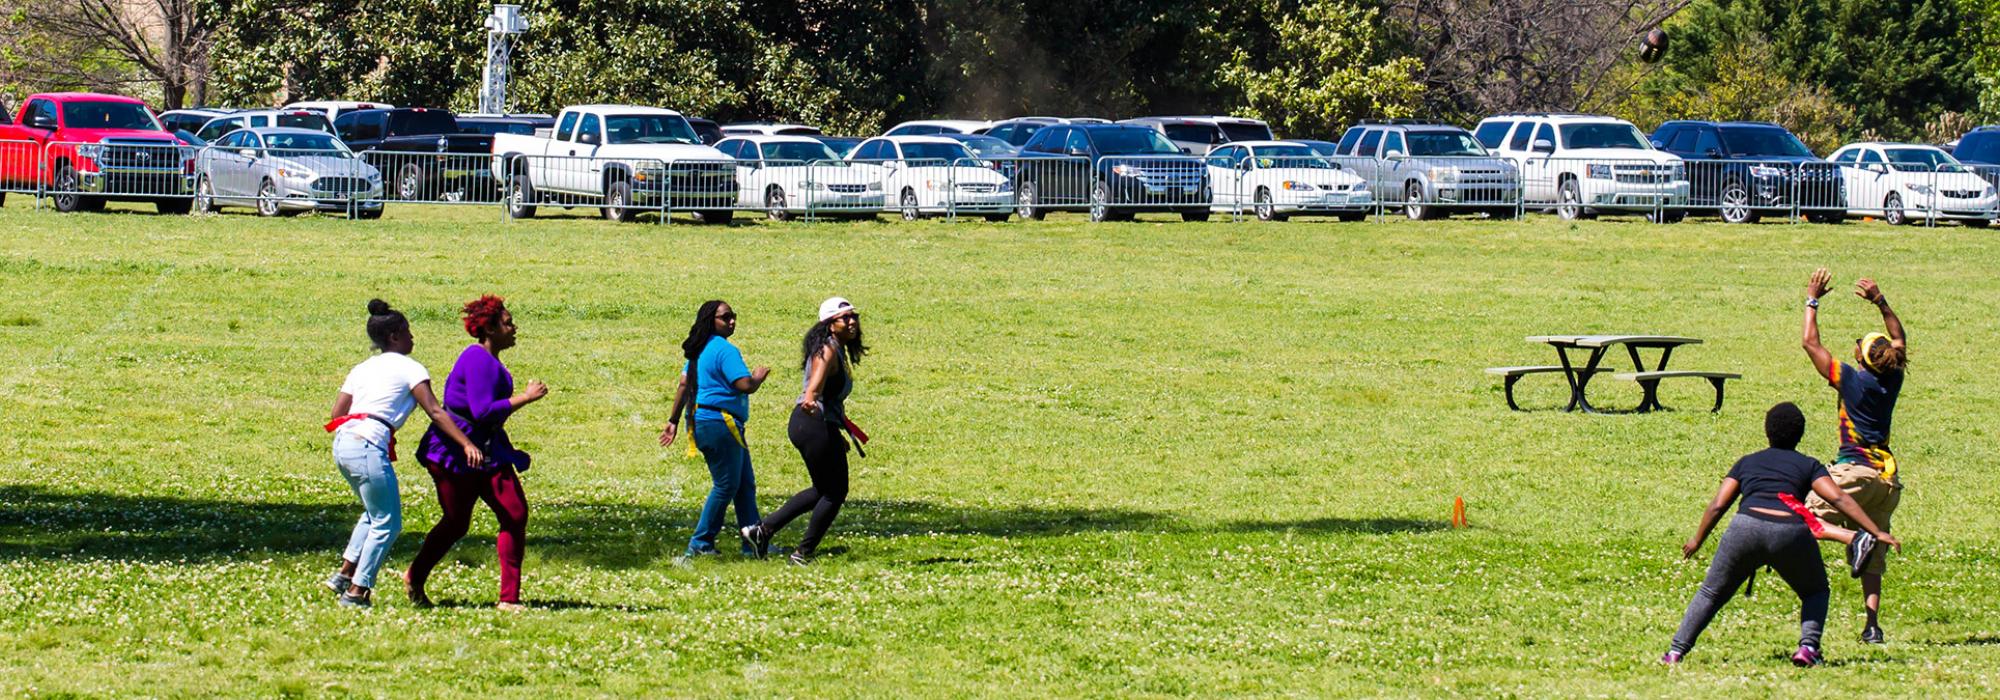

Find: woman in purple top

[403,295,549,611]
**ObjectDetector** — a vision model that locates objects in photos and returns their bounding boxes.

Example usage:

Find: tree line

[1,0,1993,145]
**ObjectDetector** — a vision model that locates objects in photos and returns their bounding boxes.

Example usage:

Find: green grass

[2,198,1997,697]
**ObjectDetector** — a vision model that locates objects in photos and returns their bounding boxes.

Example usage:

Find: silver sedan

[193,127,384,217]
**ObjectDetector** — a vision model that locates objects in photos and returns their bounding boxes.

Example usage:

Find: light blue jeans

[333,431,402,589]
[688,418,758,555]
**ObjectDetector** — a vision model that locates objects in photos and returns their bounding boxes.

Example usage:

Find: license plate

[1322,193,1348,204]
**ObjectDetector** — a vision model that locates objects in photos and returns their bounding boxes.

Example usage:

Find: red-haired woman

[403,295,548,611]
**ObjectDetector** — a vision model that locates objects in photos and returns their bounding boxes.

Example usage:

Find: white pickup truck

[491,104,737,223]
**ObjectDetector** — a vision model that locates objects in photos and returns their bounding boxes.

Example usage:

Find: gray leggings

[1670,513,1829,655]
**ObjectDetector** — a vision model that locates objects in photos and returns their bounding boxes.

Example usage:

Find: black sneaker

[738,524,772,559]
[1861,624,1885,644]
[789,549,810,566]
[1847,531,1878,579]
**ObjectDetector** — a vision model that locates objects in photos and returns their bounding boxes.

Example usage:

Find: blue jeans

[688,418,758,555]
[334,431,402,589]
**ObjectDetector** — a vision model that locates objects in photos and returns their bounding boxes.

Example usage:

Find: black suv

[1952,125,2000,192]
[1650,120,1843,224]
[333,108,496,201]
[1013,124,1210,222]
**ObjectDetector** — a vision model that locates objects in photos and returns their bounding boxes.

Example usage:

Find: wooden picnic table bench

[1490,335,1738,413]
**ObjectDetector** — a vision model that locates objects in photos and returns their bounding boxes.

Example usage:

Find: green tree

[1212,0,1423,138]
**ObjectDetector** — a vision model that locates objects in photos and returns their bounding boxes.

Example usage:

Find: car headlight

[1586,164,1612,179]
[1671,163,1686,181]
[866,181,882,191]
[1749,165,1785,178]
[365,171,382,183]
[806,181,829,191]
[1909,183,1935,195]
[1984,185,1996,197]
[76,144,103,159]
[1281,181,1316,191]
[996,181,1014,193]
[1111,164,1143,177]
[1428,167,1458,184]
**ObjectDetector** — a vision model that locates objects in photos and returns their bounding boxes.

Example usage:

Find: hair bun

[368,298,392,316]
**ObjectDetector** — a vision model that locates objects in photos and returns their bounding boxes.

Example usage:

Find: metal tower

[479,4,529,114]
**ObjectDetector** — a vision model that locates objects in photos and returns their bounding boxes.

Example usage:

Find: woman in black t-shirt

[1664,402,1899,667]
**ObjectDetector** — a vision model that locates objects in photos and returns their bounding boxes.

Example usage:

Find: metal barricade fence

[977,156,1091,221]
[1835,161,1998,228]
[927,157,1017,222]
[1359,155,1519,221]
[0,139,41,208]
[1677,158,1844,224]
[1090,155,1213,221]
[191,145,382,218]
[39,140,195,214]
[1202,153,1380,222]
[1513,156,1689,222]
[360,149,502,205]
[499,153,665,222]
[656,158,741,224]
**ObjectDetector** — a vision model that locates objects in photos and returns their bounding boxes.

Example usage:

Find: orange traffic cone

[1452,497,1468,528]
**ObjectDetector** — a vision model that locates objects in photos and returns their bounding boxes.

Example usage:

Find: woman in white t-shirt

[322,299,484,608]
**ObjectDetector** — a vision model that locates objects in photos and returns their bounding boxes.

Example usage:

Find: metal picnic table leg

[1556,345,1609,413]
[1625,344,1677,412]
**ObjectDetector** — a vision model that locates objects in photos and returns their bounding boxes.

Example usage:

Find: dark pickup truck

[332,108,495,201]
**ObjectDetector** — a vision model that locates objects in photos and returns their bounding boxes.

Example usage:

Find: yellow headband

[1858,332,1890,372]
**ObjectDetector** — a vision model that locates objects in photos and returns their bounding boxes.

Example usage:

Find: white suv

[1475,113,1688,221]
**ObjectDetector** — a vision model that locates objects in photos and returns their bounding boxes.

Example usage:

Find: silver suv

[1119,116,1274,156]
[1330,120,1520,219]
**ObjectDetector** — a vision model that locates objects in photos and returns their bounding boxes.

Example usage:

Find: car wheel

[1883,193,1907,226]
[52,164,89,213]
[508,174,537,219]
[900,188,924,221]
[765,186,791,221]
[194,176,217,214]
[398,164,425,201]
[602,180,635,222]
[256,180,284,217]
[1089,181,1116,222]
[1404,181,1435,220]
[1719,179,1759,224]
[1017,182,1045,220]
[1254,187,1286,222]
[1557,178,1592,220]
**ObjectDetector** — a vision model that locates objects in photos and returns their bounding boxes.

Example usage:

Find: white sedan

[1828,142,1996,226]
[847,136,1014,221]
[1203,141,1373,221]
[715,135,882,220]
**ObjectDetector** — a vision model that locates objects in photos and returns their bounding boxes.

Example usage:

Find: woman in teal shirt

[661,300,770,557]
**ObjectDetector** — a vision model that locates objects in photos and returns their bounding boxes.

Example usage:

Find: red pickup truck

[0,92,194,213]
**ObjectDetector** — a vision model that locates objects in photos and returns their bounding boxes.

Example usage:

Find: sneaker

[338,590,372,609]
[1847,531,1878,579]
[1861,624,1885,644]
[1790,645,1823,667]
[738,524,772,559]
[395,569,432,608]
[788,549,810,566]
[1660,650,1684,665]
[323,572,352,595]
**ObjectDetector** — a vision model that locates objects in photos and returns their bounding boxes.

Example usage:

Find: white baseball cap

[818,297,858,322]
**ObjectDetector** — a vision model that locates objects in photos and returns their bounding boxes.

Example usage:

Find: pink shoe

[1660,651,1684,665]
[1790,645,1823,667]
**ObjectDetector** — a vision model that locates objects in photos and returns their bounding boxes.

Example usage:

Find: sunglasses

[719,312,738,321]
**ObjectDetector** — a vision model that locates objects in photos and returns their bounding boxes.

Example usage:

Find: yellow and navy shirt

[1831,362,1903,471]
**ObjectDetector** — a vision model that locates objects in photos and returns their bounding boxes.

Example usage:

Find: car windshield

[276,113,334,133]
[818,138,862,157]
[1957,133,2000,163]
[1094,129,1181,155]
[460,120,536,136]
[1720,127,1814,157]
[603,114,701,144]
[1406,131,1487,156]
[899,142,973,163]
[62,101,160,130]
[949,136,1016,157]
[1163,124,1224,144]
[1251,145,1336,168]
[1559,123,1648,149]
[1885,148,1959,171]
[762,141,839,162]
[1299,141,1341,157]
[387,110,458,135]
[1219,122,1273,142]
[265,132,351,157]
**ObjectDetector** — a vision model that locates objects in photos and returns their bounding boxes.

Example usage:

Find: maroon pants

[408,462,528,604]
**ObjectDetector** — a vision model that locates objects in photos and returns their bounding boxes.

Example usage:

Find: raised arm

[1684,477,1741,558]
[1802,268,1836,382]
[1855,278,1906,350]
[1810,476,1900,550]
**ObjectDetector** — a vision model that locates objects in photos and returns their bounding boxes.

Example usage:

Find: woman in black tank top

[739,297,869,565]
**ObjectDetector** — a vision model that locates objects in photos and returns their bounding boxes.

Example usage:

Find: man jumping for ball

[1797,267,1907,645]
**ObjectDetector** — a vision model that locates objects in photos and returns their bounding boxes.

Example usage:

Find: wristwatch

[1805,298,1820,309]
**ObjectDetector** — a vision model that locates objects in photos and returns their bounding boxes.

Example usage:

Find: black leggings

[760,406,850,555]
[1670,513,1829,655]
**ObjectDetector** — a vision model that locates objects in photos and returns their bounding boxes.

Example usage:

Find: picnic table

[1487,335,1738,413]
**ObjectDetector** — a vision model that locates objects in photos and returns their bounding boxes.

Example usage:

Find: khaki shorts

[1806,460,1902,575]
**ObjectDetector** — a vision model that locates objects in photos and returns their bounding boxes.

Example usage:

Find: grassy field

[2,197,1997,697]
